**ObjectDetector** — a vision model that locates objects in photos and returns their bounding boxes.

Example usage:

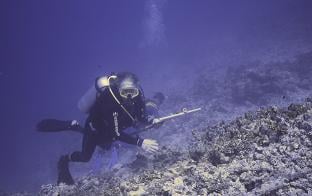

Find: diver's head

[117,72,140,100]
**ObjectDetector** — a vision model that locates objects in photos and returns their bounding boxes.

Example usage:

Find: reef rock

[27,98,312,196]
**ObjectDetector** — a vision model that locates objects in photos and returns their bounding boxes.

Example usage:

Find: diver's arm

[133,95,154,127]
[117,131,158,153]
[136,98,164,129]
[116,131,144,146]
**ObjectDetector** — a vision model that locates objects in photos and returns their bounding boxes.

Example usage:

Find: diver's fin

[57,155,74,185]
[36,119,82,132]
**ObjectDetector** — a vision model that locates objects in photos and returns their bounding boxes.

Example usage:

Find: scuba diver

[37,72,162,185]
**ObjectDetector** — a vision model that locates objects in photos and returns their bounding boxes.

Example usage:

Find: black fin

[57,155,74,185]
[36,119,79,132]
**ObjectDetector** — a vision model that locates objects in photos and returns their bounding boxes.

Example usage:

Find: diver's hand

[152,118,161,124]
[147,117,163,129]
[152,118,164,129]
[142,139,159,153]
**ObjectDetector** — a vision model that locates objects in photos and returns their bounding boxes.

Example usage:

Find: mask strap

[108,76,135,122]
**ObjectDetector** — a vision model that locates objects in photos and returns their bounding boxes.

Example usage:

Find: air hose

[107,75,135,122]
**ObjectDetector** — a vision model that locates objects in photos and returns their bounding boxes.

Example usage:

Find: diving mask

[119,87,139,99]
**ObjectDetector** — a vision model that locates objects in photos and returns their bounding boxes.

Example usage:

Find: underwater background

[1,0,312,194]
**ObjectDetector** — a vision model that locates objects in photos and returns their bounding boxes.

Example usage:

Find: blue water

[0,0,311,192]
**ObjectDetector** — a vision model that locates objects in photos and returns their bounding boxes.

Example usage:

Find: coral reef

[193,51,312,106]
[27,98,312,195]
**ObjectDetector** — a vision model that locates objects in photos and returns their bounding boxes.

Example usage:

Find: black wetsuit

[69,85,149,163]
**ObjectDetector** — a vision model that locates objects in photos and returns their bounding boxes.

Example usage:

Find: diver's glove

[141,139,159,153]
[147,116,163,129]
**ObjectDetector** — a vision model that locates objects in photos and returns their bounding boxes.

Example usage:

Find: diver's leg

[70,130,97,162]
[57,155,75,185]
[57,131,97,185]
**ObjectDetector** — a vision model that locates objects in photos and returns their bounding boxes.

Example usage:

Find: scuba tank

[77,83,98,113]
[78,75,116,113]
